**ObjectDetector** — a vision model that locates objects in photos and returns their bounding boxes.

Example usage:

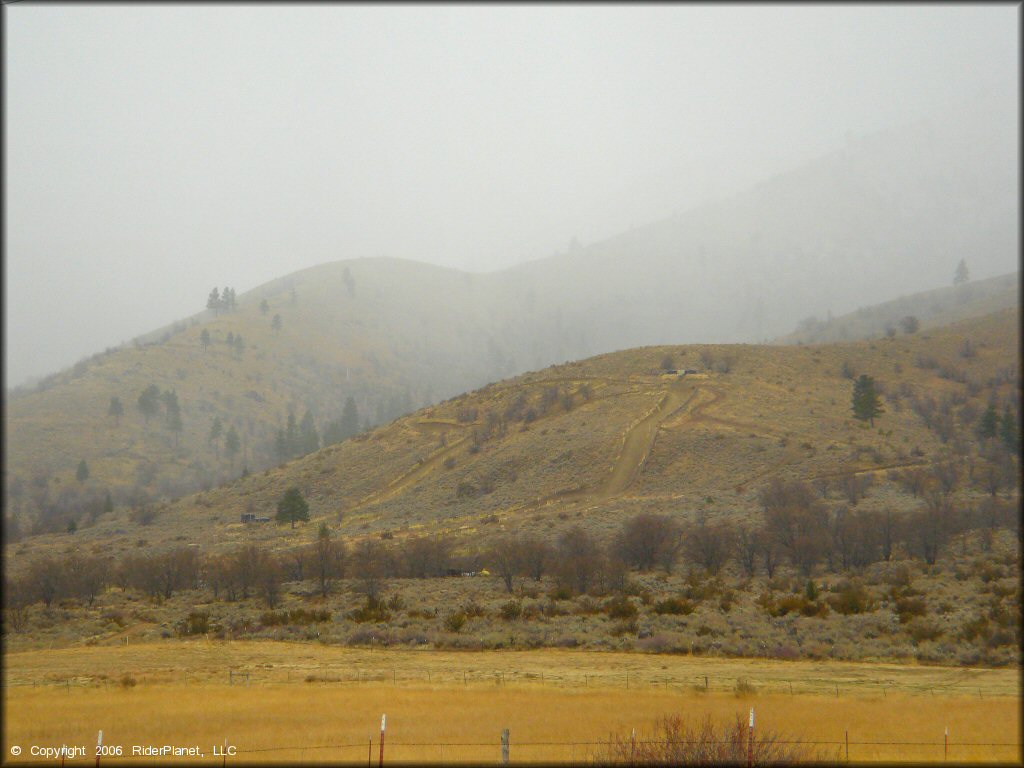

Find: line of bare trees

[4,475,1019,631]
[487,477,1019,594]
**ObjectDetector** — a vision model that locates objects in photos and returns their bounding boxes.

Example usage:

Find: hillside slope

[4,92,1017,532]
[776,272,1019,345]
[10,306,1017,565]
[4,258,524,527]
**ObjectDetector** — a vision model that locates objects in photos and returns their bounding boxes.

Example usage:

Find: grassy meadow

[4,642,1020,764]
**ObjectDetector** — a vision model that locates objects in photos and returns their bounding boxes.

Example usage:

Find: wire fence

[5,671,1018,761]
[4,736,1021,764]
[2,666,1013,698]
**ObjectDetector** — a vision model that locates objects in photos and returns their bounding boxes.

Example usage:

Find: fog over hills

[503,90,1017,351]
[8,305,1018,562]
[777,272,1019,346]
[4,88,1018,533]
[7,6,1017,390]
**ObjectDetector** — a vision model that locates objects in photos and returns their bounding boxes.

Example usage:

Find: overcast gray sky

[4,4,1019,387]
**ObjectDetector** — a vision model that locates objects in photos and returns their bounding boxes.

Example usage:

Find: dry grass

[5,534,1020,667]
[8,307,1017,569]
[3,647,1019,764]
[7,641,1020,695]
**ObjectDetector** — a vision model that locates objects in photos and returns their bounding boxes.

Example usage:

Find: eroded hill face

[10,307,1017,566]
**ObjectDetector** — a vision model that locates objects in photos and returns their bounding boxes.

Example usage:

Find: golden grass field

[4,642,1020,764]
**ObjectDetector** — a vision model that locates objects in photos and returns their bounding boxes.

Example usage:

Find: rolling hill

[9,305,1018,566]
[776,272,1019,345]
[4,91,1017,535]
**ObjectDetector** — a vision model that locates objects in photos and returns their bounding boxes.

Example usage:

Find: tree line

[6,473,1017,630]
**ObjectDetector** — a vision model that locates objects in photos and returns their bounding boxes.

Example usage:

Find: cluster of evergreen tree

[323,397,360,446]
[225,331,246,356]
[198,328,245,354]
[206,287,238,315]
[272,397,366,462]
[274,410,320,461]
[978,402,1021,456]
[135,385,183,441]
[208,416,241,466]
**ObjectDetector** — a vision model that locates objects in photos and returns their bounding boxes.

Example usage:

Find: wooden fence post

[501,728,510,765]
[845,729,849,762]
[378,714,386,768]
[95,730,103,768]
[944,727,948,761]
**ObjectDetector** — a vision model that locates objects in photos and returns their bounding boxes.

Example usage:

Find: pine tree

[225,427,241,468]
[341,396,359,437]
[978,404,999,441]
[207,287,221,314]
[275,487,309,529]
[200,328,211,350]
[259,299,269,315]
[299,410,320,455]
[209,416,223,446]
[954,259,969,286]
[137,384,160,424]
[851,375,884,427]
[999,405,1019,455]
[285,411,298,456]
[272,314,282,333]
[274,429,288,462]
[160,390,183,446]
[76,460,89,484]
[108,396,124,425]
[325,396,360,445]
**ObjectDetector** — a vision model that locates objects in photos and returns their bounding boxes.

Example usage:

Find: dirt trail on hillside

[524,382,705,510]
[348,379,651,514]
[592,384,700,498]
[808,460,932,481]
[349,433,472,511]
